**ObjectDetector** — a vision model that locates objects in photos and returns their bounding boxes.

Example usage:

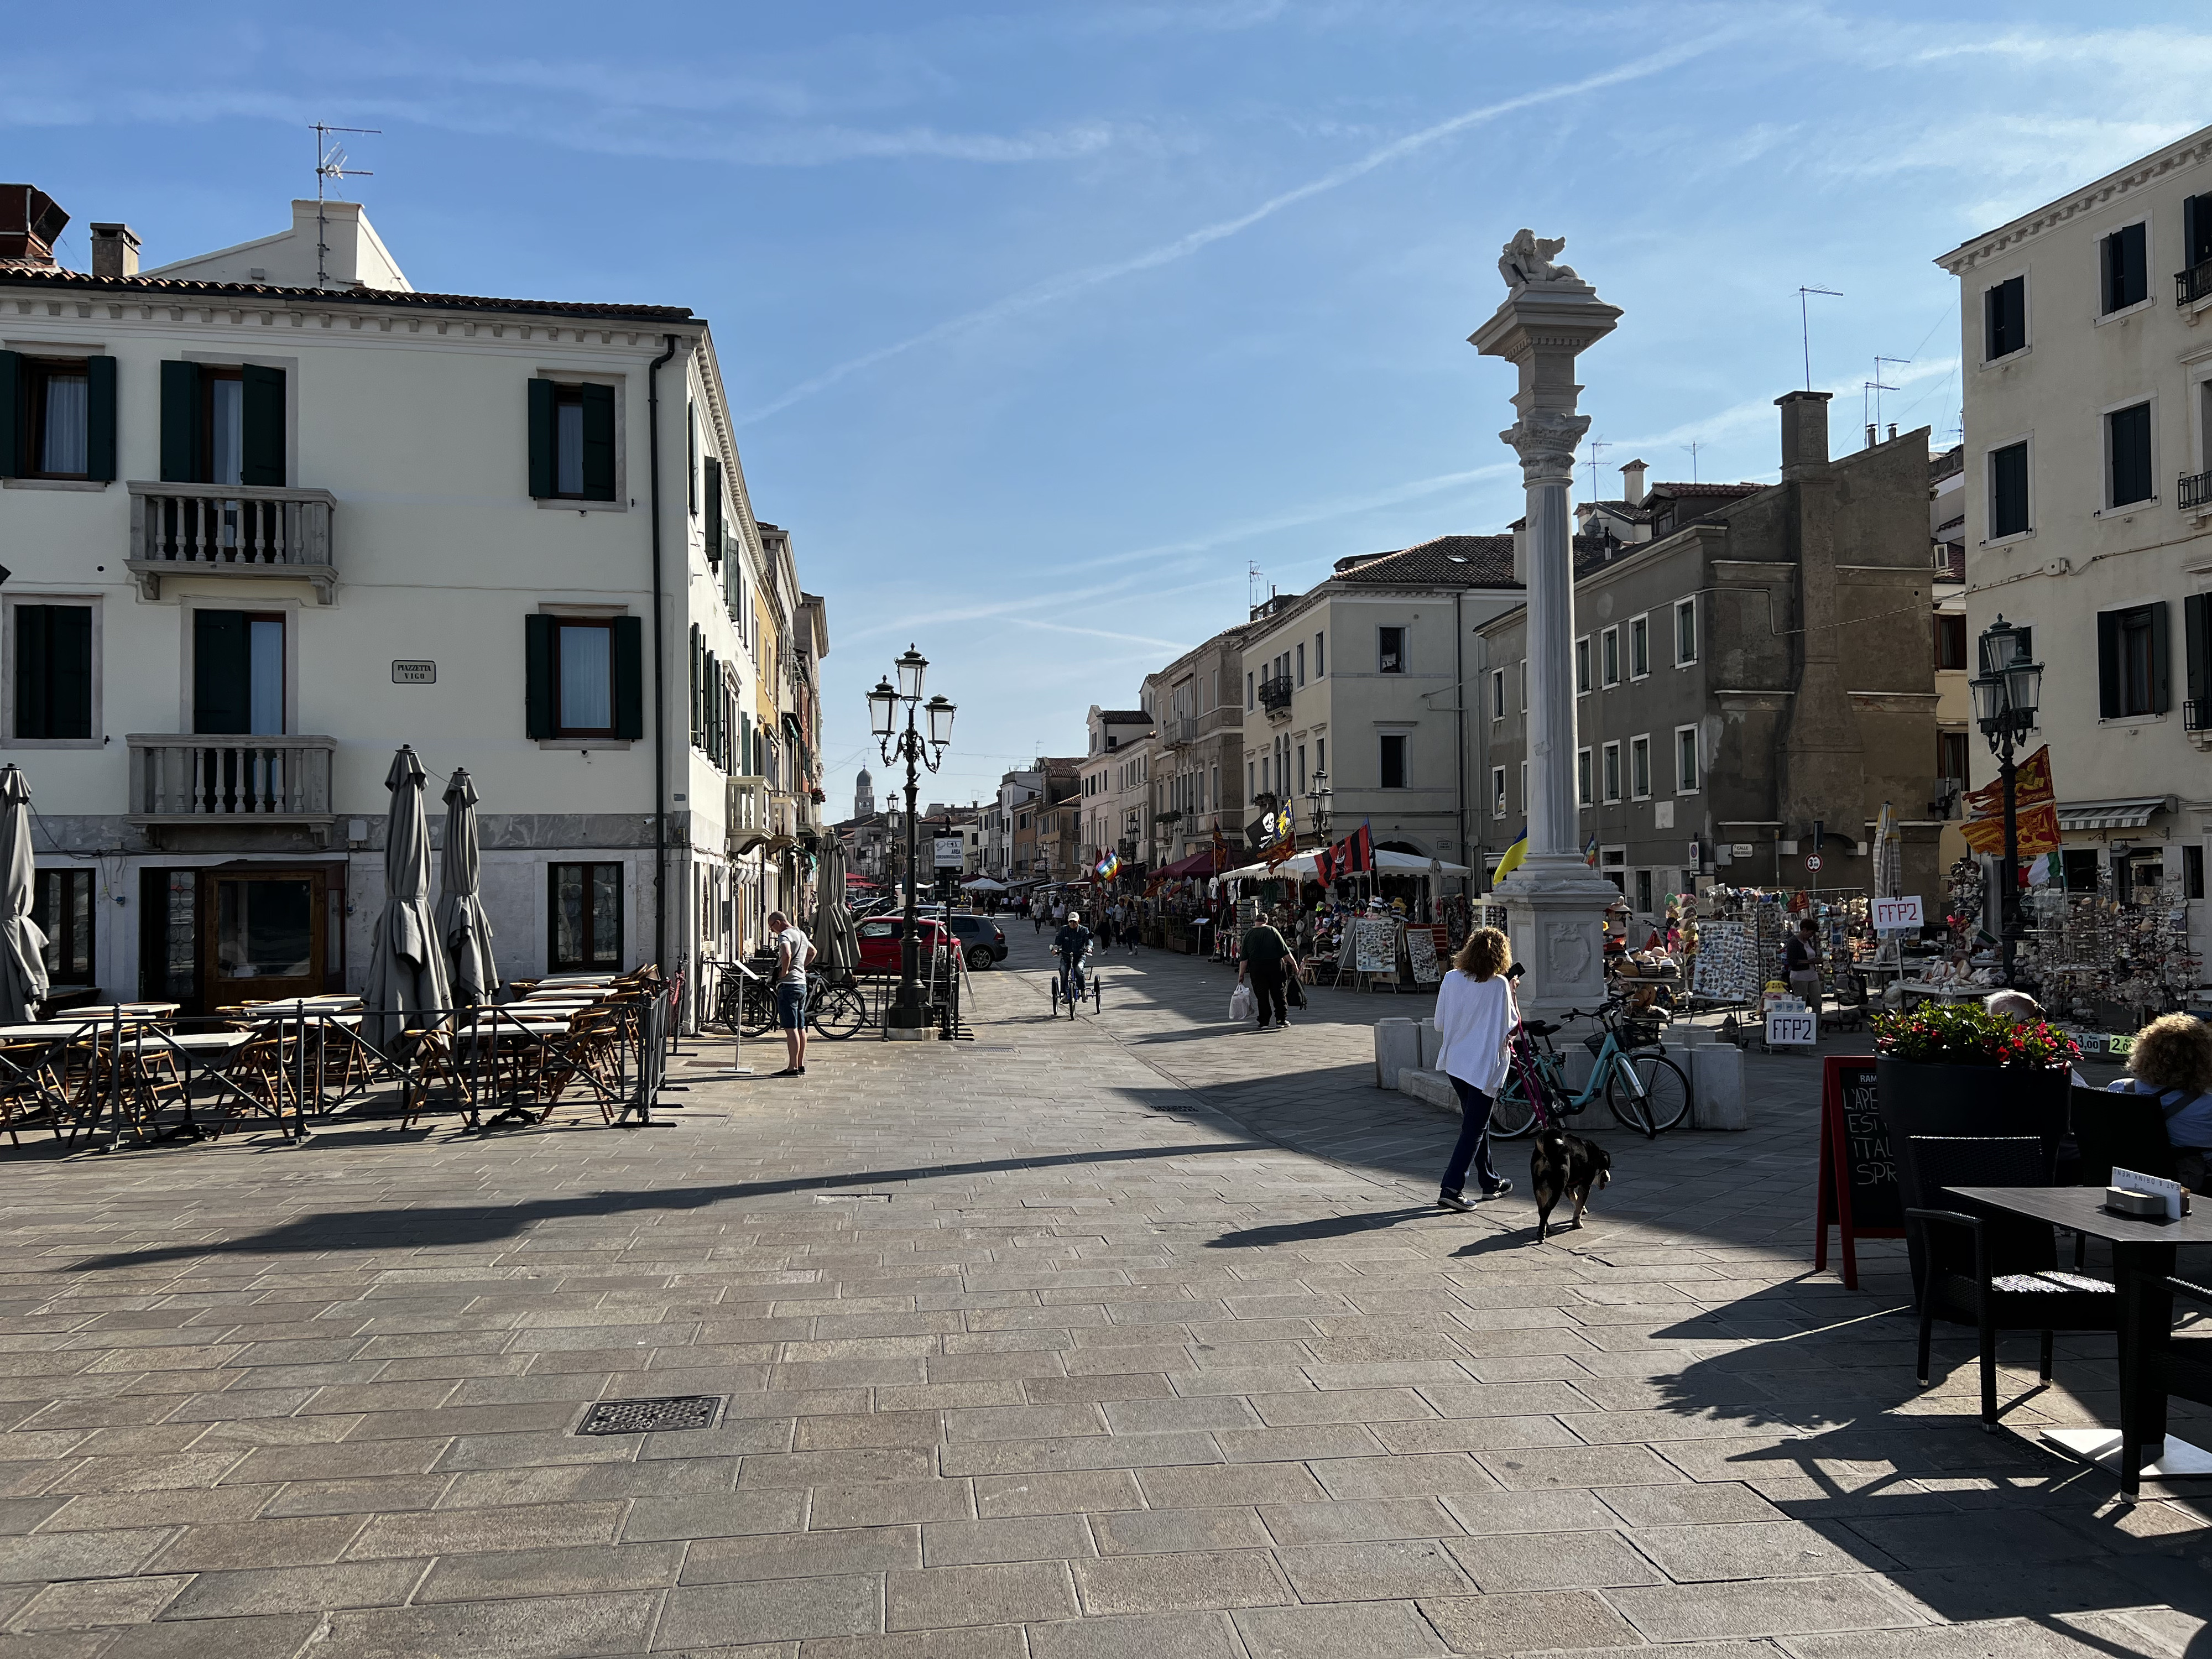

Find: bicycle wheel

[1607,1052,1691,1136]
[1490,1067,1543,1140]
[739,982,777,1037]
[811,986,866,1041]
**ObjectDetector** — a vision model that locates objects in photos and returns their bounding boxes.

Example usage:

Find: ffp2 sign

[1871,895,1923,932]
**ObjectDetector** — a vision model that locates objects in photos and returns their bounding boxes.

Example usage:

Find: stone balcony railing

[727,775,769,855]
[127,482,338,604]
[127,734,338,838]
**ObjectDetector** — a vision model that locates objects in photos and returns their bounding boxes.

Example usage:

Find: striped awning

[2055,798,2165,832]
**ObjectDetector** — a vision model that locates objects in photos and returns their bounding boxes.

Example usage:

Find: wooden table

[1947,1185,2212,1494]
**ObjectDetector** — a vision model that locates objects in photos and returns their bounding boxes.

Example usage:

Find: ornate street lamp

[1970,615,2042,988]
[870,645,955,1030]
[1303,770,1333,843]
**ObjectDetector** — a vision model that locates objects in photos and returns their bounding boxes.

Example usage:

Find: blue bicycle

[1491,999,1691,1141]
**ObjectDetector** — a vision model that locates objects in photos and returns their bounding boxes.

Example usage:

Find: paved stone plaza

[0,932,2206,1658]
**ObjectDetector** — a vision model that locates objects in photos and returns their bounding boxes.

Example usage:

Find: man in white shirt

[768,911,813,1076]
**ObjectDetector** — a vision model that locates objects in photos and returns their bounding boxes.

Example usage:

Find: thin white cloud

[739,41,1720,423]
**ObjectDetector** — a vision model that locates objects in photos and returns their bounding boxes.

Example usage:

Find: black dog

[1531,1130,1612,1241]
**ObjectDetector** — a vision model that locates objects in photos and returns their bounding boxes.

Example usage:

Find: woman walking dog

[1432,926,1516,1210]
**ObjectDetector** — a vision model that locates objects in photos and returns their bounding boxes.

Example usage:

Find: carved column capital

[1500,411,1589,486]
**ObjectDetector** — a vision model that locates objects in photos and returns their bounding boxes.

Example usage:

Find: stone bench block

[1374,1018,1420,1089]
[1689,1041,1749,1130]
[1419,1018,1441,1071]
[1400,1068,1458,1113]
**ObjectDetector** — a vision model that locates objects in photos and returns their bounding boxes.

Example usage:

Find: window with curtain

[550,862,623,971]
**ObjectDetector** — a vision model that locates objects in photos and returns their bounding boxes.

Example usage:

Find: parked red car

[855,916,957,976]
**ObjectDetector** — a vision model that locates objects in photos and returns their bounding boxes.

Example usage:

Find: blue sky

[12,2,2212,812]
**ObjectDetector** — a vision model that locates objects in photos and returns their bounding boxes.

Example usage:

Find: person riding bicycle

[1053,911,1094,1002]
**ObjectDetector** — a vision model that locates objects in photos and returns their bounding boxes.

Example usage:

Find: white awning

[2056,798,2166,832]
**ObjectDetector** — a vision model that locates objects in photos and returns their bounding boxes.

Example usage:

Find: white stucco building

[0,186,824,1010]
[1936,124,2212,950]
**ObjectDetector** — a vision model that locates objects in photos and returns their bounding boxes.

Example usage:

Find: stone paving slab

[0,927,2205,1656]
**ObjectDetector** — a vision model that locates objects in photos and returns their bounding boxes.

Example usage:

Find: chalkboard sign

[1813,1055,1903,1290]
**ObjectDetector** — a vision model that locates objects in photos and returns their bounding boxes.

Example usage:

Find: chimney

[89,223,139,279]
[1775,390,1832,481]
[1619,458,1648,507]
[0,185,68,268]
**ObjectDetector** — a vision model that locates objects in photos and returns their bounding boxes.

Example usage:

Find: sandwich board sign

[1813,1055,1903,1290]
[1765,998,1817,1048]
[1871,894,1924,932]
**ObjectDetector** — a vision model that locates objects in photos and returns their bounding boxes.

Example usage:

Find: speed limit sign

[1806,855,1822,872]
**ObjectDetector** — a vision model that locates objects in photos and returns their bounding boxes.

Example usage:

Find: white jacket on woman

[1433,969,1517,1097]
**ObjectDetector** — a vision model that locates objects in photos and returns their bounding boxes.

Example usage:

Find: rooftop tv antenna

[311,122,379,288]
[1795,284,1843,390]
[1873,355,1911,437]
[1583,435,1610,497]
[1681,439,1703,483]
[1248,562,1266,611]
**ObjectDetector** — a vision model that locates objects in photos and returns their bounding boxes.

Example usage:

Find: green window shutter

[2186,594,2210,712]
[527,379,556,499]
[612,615,644,739]
[704,456,723,566]
[524,614,555,738]
[2097,611,2122,719]
[2150,601,2172,714]
[581,383,616,502]
[15,607,48,739]
[85,356,117,482]
[193,610,251,735]
[689,624,703,745]
[0,351,20,478]
[241,365,285,487]
[160,361,203,483]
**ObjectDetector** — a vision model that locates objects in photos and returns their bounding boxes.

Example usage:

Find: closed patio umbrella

[0,767,48,1023]
[366,746,451,1046]
[812,839,858,978]
[439,768,499,1006]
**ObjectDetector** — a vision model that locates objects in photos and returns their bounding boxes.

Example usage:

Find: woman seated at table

[2107,1012,2212,1194]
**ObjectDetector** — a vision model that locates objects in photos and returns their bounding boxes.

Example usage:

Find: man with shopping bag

[1237,914,1297,1031]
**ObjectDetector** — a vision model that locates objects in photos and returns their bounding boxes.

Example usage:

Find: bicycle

[710,961,867,1042]
[1048,952,1100,1019]
[1490,1000,1692,1141]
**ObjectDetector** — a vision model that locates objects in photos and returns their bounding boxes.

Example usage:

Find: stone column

[1469,232,1624,1025]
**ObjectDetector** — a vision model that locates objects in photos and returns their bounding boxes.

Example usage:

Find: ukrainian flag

[1491,832,1529,886]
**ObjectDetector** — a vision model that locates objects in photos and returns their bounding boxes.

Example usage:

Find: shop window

[550,862,623,972]
[32,868,92,984]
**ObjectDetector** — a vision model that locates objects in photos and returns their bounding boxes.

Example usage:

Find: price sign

[1804,854,1822,872]
[1871,894,1923,932]
[1766,1008,1818,1047]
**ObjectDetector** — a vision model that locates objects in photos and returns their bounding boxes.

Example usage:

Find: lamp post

[1969,615,2043,988]
[1304,771,1333,844]
[868,648,956,1032]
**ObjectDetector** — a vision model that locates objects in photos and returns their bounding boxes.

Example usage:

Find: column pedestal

[1494,854,1618,1027]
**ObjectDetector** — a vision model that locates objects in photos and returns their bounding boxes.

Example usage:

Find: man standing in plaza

[1239,911,1296,1031]
[769,910,813,1076]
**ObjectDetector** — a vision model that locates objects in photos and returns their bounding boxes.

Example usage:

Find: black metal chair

[2117,1275,2212,1499]
[1903,1134,2124,1431]
[2070,1083,2177,1188]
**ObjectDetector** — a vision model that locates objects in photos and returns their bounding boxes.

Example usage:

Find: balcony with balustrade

[127,734,338,845]
[1257,673,1295,721]
[127,482,338,604]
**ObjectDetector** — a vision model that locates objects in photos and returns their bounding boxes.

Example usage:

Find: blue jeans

[776,982,807,1030]
[1441,1076,1501,1198]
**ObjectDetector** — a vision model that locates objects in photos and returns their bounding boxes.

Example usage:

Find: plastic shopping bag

[1228,983,1255,1022]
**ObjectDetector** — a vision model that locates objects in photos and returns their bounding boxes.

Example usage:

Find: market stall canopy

[960,877,1009,890]
[1157,848,1223,879]
[1222,849,1468,881]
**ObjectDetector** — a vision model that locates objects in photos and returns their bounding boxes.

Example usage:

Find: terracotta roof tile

[0,263,693,324]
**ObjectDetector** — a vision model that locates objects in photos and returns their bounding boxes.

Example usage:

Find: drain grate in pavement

[577,1395,723,1436]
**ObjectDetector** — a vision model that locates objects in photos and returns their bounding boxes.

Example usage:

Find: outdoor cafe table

[1946,1185,2212,1495]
